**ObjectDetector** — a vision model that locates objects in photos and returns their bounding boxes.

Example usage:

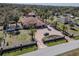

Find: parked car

[44,33,49,36]
[47,28,51,31]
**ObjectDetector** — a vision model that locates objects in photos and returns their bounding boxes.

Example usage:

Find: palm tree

[30,24,36,41]
[20,44,22,51]
[53,21,58,28]
[62,25,67,32]
[0,37,3,47]
[0,48,3,55]
[3,22,7,38]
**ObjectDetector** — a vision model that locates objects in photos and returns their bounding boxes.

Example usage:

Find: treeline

[0,3,79,25]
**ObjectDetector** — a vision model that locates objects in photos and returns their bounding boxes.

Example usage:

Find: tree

[49,16,54,21]
[20,44,22,51]
[3,22,7,38]
[53,21,58,28]
[10,15,19,26]
[0,48,3,56]
[30,24,36,41]
[62,25,68,32]
[21,8,32,15]
[0,37,3,47]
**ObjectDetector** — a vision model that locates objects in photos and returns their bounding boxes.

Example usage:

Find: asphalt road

[21,40,79,56]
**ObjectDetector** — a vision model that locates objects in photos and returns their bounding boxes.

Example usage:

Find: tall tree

[30,24,36,41]
[12,15,19,27]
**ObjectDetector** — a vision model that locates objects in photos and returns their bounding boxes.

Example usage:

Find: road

[21,40,79,56]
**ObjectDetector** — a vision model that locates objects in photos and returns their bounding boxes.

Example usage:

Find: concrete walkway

[21,40,79,56]
[34,25,64,49]
[35,25,66,49]
[47,25,74,41]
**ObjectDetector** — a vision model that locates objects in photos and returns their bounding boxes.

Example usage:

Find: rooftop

[22,16,45,26]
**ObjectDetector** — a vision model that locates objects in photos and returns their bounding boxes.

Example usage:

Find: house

[58,16,70,24]
[18,12,47,29]
[63,13,74,18]
[4,23,21,33]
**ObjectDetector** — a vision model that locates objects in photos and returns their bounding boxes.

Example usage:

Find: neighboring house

[5,23,21,33]
[18,12,47,29]
[58,16,77,26]
[58,16,70,24]
[63,13,74,18]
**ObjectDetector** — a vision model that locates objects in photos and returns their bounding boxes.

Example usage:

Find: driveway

[35,25,74,49]
[35,25,63,49]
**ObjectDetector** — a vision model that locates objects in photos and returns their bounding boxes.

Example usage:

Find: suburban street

[21,40,79,56]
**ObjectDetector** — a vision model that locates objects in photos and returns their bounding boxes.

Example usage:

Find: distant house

[75,17,79,20]
[18,12,47,29]
[63,13,74,18]
[4,23,21,33]
[58,16,69,24]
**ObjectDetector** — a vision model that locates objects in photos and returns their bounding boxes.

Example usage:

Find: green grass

[46,16,58,24]
[45,39,66,46]
[16,30,31,41]
[73,36,79,40]
[43,35,66,47]
[2,45,37,56]
[1,38,66,56]
[43,35,61,41]
[2,40,66,56]
[57,22,64,30]
[0,31,3,43]
[16,32,31,42]
[3,30,31,46]
[0,31,3,37]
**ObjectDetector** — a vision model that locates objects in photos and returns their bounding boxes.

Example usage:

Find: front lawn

[45,39,66,46]
[2,39,66,56]
[4,30,32,46]
[16,30,31,42]
[2,45,37,56]
[43,35,66,47]
[73,36,79,40]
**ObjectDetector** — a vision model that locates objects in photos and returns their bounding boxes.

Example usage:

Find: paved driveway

[35,25,74,49]
[35,25,64,49]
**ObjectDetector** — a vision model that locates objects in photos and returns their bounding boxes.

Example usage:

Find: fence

[50,24,73,37]
[0,36,65,55]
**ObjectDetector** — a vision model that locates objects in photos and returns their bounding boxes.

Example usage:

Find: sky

[26,3,79,7]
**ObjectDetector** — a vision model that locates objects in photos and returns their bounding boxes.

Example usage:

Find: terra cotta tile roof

[21,16,45,26]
